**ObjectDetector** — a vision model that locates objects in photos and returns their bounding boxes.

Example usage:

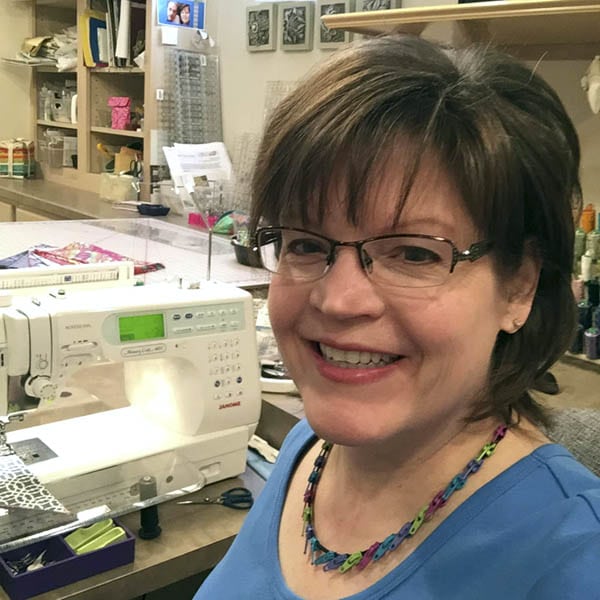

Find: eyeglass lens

[257,228,456,288]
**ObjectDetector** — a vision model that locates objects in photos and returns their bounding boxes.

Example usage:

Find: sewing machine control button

[237,376,243,384]
[66,341,97,351]
[173,314,182,320]
[207,310,215,317]
[38,358,49,370]
[173,326,193,334]
[185,313,193,319]
[28,376,57,400]
[214,380,221,387]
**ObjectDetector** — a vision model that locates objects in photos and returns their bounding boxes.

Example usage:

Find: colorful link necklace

[302,424,508,574]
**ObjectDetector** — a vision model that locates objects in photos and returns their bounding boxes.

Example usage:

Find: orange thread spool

[581,203,596,233]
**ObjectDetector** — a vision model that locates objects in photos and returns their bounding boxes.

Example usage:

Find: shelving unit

[29,0,159,199]
[321,0,600,59]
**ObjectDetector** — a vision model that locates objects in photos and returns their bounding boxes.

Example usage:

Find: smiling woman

[193,34,600,600]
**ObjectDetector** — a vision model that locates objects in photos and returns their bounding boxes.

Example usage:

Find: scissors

[124,158,143,178]
[177,487,254,510]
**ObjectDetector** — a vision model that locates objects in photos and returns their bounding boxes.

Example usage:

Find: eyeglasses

[254,226,492,289]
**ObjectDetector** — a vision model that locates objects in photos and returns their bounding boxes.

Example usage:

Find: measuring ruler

[0,262,134,293]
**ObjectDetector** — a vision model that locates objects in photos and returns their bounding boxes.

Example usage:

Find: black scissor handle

[220,487,254,510]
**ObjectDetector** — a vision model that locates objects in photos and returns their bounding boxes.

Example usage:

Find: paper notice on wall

[163,142,233,183]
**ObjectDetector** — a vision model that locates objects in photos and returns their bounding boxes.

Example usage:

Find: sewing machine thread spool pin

[138,475,162,540]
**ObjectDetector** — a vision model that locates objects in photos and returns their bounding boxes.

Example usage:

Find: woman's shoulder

[530,443,600,499]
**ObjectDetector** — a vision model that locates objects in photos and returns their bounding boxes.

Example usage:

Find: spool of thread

[587,278,600,306]
[581,250,593,282]
[581,203,596,233]
[577,299,593,328]
[584,327,600,360]
[574,227,586,259]
[572,277,585,302]
[570,323,584,354]
[138,475,162,540]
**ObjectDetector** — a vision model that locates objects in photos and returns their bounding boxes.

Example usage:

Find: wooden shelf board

[90,126,144,138]
[91,67,144,74]
[321,0,600,51]
[35,0,77,6]
[37,120,77,130]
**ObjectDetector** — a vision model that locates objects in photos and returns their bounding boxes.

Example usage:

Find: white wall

[0,2,33,139]
[206,0,327,151]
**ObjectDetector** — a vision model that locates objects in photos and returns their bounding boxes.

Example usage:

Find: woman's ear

[500,246,541,334]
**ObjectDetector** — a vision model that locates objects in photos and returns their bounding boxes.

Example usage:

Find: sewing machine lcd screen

[118,313,165,342]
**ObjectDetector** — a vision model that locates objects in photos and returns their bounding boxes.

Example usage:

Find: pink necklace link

[302,424,508,573]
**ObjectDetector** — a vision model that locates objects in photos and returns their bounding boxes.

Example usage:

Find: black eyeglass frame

[254,226,493,284]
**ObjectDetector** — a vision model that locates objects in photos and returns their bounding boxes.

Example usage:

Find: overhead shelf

[37,119,77,130]
[321,0,600,59]
[90,126,144,139]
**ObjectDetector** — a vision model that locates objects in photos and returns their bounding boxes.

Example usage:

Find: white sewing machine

[0,280,262,533]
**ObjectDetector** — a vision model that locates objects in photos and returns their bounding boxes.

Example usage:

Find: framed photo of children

[280,1,314,52]
[360,0,401,9]
[246,3,277,52]
[317,0,354,49]
[157,0,205,28]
